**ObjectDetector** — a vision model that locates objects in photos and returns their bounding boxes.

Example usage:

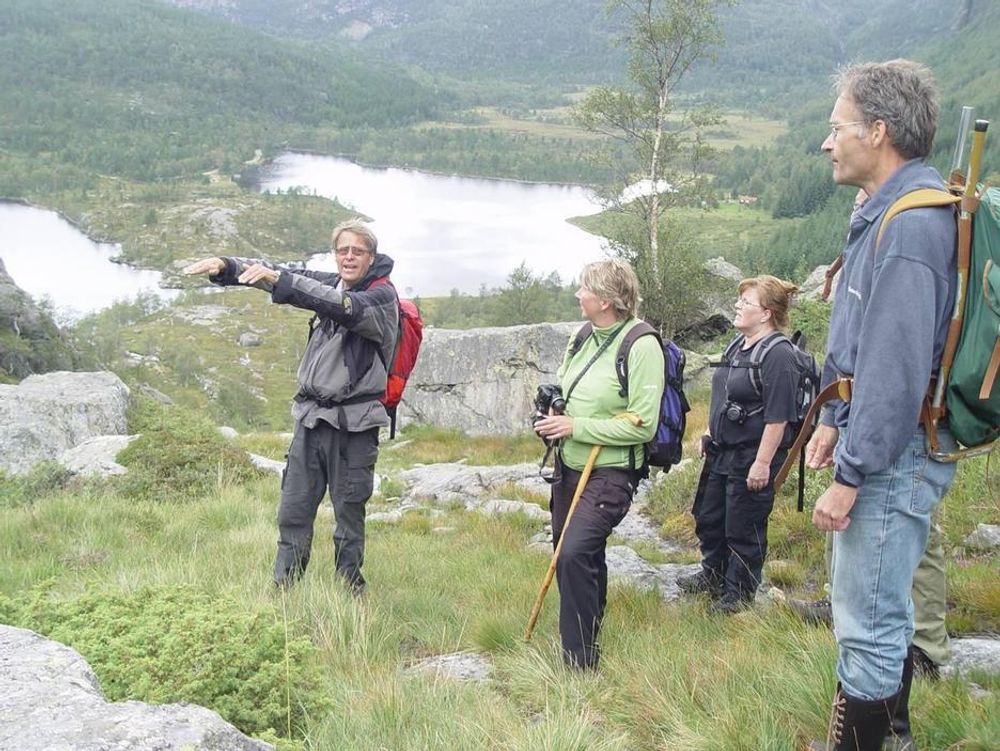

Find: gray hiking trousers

[273,419,379,590]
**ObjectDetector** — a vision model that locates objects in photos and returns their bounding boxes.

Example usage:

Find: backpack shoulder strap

[875,189,960,248]
[721,334,744,362]
[569,323,594,357]
[614,321,660,398]
[746,331,789,395]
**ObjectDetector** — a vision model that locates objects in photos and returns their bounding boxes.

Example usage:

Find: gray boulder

[59,434,138,477]
[606,545,700,600]
[801,264,840,301]
[400,462,548,504]
[399,322,578,435]
[0,624,272,751]
[398,321,711,435]
[406,650,492,682]
[0,371,130,475]
[943,637,1000,680]
[964,523,1000,551]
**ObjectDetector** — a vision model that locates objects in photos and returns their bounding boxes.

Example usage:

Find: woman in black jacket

[678,275,800,613]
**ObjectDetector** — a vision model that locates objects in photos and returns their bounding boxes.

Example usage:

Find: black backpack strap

[613,321,660,474]
[569,323,593,357]
[613,320,660,397]
[745,331,790,395]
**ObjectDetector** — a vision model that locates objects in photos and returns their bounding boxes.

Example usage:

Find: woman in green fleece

[534,259,664,669]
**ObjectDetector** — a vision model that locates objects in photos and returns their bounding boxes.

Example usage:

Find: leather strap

[773,379,849,494]
[982,341,1000,400]
[822,255,843,302]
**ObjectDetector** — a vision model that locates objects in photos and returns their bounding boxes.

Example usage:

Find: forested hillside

[710,0,1000,280]
[0,0,449,191]
[163,0,962,106]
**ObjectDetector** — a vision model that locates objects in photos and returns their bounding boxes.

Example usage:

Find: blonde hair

[739,275,799,330]
[331,219,378,254]
[579,259,642,319]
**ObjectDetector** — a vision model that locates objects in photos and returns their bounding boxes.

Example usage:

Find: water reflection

[0,203,177,323]
[258,153,607,296]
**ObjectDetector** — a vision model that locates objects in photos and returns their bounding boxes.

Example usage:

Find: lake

[256,153,607,296]
[0,203,177,323]
[0,158,608,320]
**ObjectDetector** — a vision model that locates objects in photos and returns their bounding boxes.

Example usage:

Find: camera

[724,400,749,424]
[533,383,566,417]
[532,384,566,448]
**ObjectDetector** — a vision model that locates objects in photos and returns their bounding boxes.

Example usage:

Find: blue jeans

[830,427,956,701]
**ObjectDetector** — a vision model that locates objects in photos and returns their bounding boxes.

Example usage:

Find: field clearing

[422,106,788,150]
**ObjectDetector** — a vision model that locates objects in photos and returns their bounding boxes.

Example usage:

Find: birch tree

[575,0,733,334]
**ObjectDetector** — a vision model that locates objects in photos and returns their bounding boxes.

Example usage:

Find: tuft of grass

[0,461,75,509]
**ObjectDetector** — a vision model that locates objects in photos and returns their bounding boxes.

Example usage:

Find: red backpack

[370,277,423,438]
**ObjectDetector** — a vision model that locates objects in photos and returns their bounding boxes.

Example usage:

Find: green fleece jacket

[557,318,665,471]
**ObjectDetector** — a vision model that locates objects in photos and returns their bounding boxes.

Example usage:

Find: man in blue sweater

[805,60,958,751]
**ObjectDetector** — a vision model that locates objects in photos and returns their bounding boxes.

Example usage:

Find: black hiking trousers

[691,444,785,603]
[273,419,379,591]
[550,461,637,669]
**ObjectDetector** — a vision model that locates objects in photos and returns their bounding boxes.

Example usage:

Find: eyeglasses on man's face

[334,245,372,258]
[735,297,763,309]
[828,120,866,141]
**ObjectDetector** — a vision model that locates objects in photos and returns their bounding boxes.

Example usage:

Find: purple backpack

[571,321,689,473]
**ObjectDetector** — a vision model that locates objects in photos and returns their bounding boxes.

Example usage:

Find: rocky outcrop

[800,263,840,301]
[58,434,138,477]
[400,461,550,503]
[0,624,272,751]
[0,258,78,379]
[0,371,130,475]
[399,322,577,435]
[399,322,715,436]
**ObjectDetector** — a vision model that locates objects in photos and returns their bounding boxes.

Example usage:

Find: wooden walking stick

[524,412,642,642]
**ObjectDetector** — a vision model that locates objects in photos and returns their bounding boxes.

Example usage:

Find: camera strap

[564,320,628,404]
[540,321,627,484]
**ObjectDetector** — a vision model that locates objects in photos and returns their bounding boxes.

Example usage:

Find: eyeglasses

[828,120,866,141]
[735,297,764,309]
[334,245,371,258]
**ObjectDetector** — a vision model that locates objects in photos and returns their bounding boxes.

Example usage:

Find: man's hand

[812,482,858,531]
[237,263,279,286]
[746,459,770,492]
[806,424,839,470]
[183,257,225,276]
[533,414,574,442]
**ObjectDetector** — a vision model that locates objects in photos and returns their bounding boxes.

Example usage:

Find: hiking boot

[787,596,833,626]
[709,592,750,615]
[909,645,939,681]
[882,648,918,751]
[676,569,723,597]
[882,734,916,751]
[807,683,897,751]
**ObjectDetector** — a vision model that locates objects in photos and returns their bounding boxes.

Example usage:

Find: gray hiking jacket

[211,254,399,432]
[820,160,957,487]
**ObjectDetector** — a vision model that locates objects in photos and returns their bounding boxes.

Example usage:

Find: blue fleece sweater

[821,159,957,488]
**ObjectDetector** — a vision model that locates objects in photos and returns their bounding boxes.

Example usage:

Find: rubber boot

[883,649,917,751]
[807,683,897,751]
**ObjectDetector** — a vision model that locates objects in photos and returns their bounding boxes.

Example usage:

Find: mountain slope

[161,0,960,104]
[0,0,449,181]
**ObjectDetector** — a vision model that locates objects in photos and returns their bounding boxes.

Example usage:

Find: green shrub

[11,585,331,739]
[0,461,74,508]
[118,398,261,502]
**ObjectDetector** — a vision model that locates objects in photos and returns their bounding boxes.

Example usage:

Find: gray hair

[834,59,939,159]
[579,259,642,319]
[331,219,378,254]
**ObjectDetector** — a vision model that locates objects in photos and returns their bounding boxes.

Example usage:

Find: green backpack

[874,183,999,457]
[947,185,1000,448]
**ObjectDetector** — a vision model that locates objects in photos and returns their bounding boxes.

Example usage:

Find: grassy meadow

[0,395,996,750]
